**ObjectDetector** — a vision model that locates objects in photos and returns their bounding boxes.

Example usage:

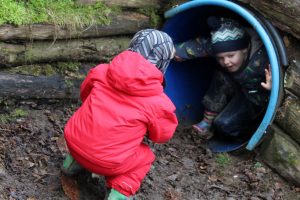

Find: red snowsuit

[64,50,178,196]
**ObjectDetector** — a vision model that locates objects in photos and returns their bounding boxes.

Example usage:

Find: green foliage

[215,153,232,167]
[8,62,85,78]
[0,108,28,123]
[56,62,85,88]
[56,62,80,73]
[11,108,28,118]
[64,79,74,88]
[287,152,298,165]
[0,0,28,25]
[9,64,56,76]
[253,161,263,169]
[0,0,117,26]
[138,7,161,28]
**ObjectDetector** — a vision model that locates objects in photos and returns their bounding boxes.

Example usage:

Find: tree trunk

[0,37,130,67]
[75,0,164,8]
[0,12,150,41]
[0,72,81,99]
[237,0,300,40]
[275,97,300,145]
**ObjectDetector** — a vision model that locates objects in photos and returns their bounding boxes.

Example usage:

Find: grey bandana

[128,29,174,74]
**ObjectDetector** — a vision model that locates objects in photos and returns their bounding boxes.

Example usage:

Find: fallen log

[237,0,300,40]
[275,97,300,145]
[259,124,300,186]
[0,12,150,41]
[0,71,82,99]
[0,63,98,99]
[285,62,300,97]
[76,0,164,9]
[284,36,300,97]
[0,37,130,67]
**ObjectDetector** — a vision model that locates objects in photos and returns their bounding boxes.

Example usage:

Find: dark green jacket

[175,28,270,107]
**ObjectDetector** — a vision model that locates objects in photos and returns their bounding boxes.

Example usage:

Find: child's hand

[261,64,272,90]
[173,55,185,62]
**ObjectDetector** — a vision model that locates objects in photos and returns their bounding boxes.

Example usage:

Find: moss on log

[76,0,164,8]
[260,125,300,186]
[0,12,150,41]
[0,37,130,67]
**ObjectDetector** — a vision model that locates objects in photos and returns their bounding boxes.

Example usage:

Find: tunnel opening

[162,0,287,152]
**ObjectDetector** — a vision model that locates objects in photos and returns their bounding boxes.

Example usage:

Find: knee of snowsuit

[213,92,265,138]
[202,71,236,113]
[69,143,155,197]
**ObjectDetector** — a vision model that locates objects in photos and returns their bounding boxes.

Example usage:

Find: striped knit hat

[128,29,174,74]
[208,16,249,54]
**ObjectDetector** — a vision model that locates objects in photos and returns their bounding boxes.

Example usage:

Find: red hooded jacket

[64,51,178,170]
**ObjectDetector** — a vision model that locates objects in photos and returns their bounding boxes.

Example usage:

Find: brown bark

[76,0,163,8]
[0,37,130,67]
[285,62,300,97]
[275,97,300,145]
[260,124,300,187]
[0,12,150,41]
[237,0,300,40]
[284,36,300,97]
[0,72,81,99]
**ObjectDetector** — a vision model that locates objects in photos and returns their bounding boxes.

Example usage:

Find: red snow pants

[69,143,155,196]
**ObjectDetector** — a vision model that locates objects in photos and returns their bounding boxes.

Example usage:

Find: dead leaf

[164,188,182,200]
[61,173,80,200]
[56,135,69,156]
[208,175,219,182]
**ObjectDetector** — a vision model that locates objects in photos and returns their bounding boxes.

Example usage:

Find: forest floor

[0,100,299,200]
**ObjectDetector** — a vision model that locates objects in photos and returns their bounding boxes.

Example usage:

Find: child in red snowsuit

[62,29,178,199]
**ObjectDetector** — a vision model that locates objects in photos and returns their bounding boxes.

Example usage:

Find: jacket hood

[246,28,263,57]
[107,50,164,96]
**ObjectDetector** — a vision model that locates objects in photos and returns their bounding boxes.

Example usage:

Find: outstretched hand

[261,64,272,90]
[173,55,185,62]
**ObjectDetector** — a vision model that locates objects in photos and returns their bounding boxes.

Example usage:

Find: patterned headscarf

[128,29,174,74]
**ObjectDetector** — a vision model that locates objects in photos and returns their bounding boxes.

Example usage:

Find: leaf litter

[0,100,299,200]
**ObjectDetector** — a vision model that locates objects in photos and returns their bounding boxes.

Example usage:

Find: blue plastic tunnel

[162,0,287,152]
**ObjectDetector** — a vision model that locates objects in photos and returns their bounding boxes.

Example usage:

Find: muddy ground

[0,100,299,200]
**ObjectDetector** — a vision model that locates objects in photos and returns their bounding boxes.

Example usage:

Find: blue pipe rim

[164,0,281,150]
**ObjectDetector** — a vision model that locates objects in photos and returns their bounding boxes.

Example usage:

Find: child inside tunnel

[174,16,272,141]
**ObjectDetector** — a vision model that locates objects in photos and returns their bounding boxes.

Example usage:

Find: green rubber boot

[105,189,135,200]
[61,154,83,176]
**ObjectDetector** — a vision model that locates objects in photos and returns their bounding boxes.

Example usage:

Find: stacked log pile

[0,1,157,99]
[237,0,300,186]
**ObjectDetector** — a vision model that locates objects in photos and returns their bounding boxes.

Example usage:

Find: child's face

[216,49,248,73]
